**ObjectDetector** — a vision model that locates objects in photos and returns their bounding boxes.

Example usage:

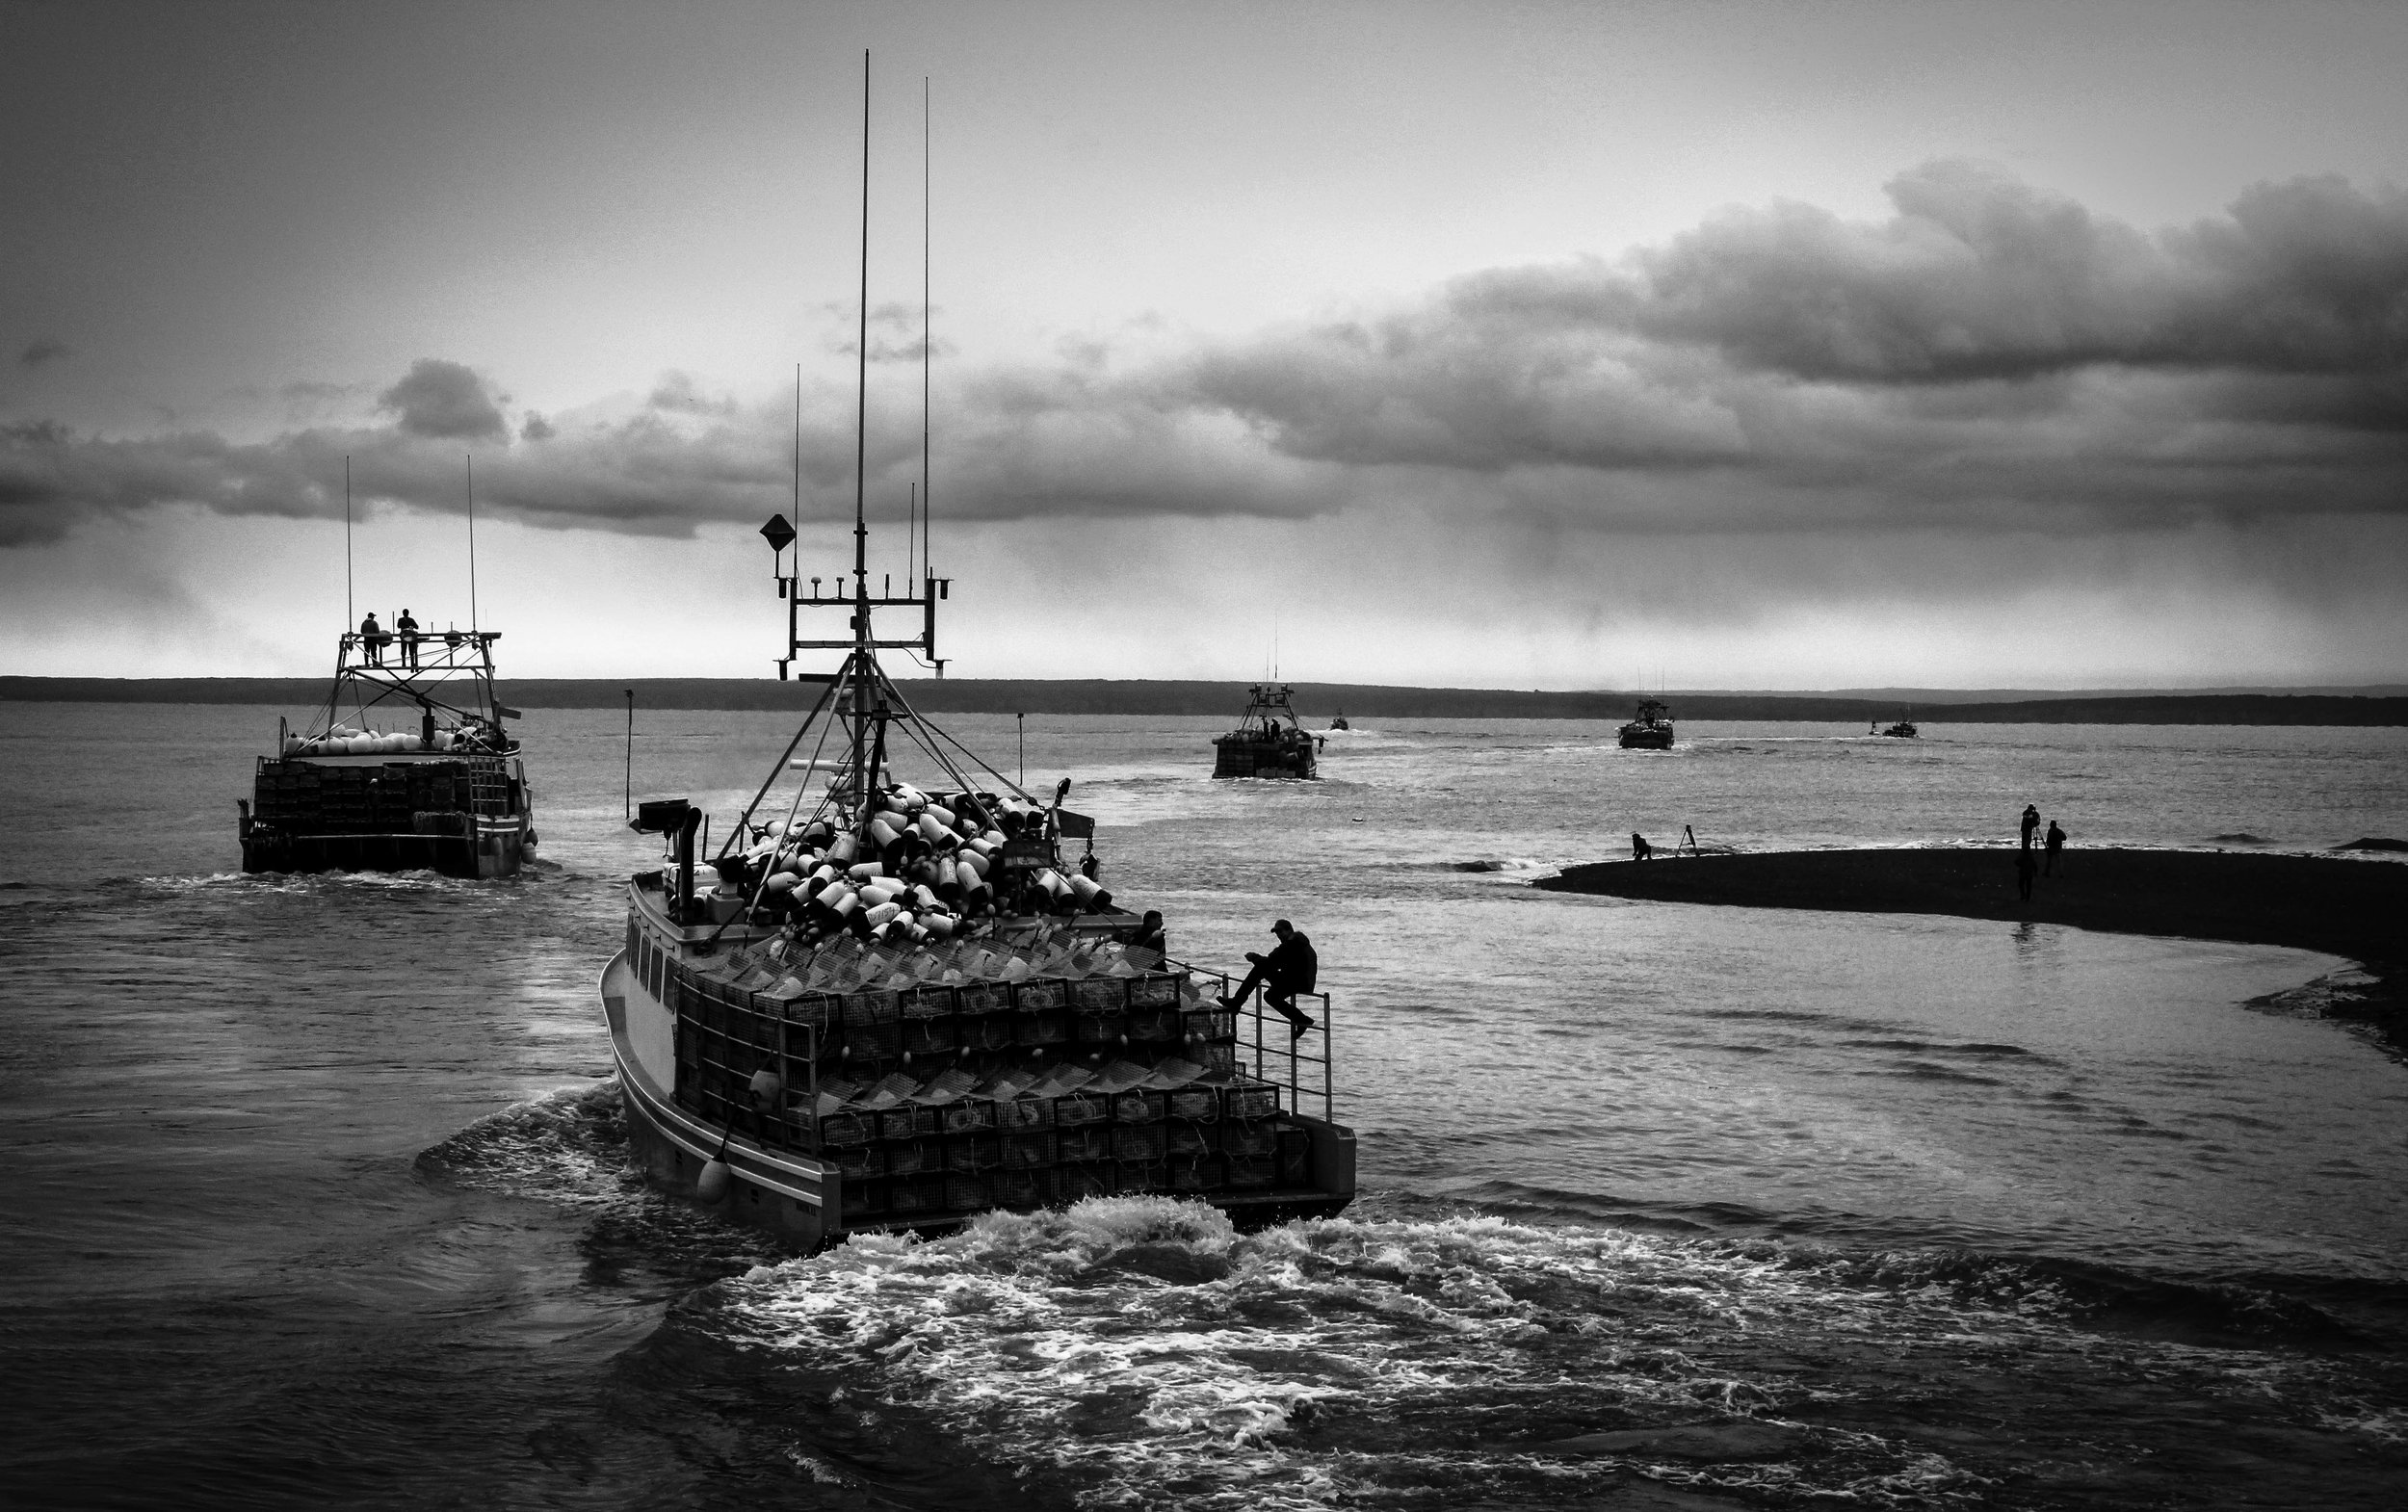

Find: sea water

[2,703,2405,1508]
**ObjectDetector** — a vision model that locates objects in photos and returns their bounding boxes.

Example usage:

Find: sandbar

[1538,847,2406,1048]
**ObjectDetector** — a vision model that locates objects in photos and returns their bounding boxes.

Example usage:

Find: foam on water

[702,1198,2403,1509]
[416,1080,636,1209]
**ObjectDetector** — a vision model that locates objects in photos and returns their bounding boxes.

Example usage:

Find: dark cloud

[19,337,71,367]
[377,358,508,440]
[5,167,2406,555]
[1455,162,2408,385]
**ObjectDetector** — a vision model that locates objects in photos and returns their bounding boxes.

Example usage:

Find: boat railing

[465,756,514,817]
[338,628,500,675]
[1173,960,1336,1127]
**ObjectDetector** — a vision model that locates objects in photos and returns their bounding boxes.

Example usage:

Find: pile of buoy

[731,784,1114,951]
[284,724,467,756]
[740,917,1182,1001]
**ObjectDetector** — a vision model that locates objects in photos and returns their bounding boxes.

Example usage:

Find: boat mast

[756,52,950,826]
[851,47,873,820]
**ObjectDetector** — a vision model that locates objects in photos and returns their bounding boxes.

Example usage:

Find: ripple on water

[695,1198,2408,1511]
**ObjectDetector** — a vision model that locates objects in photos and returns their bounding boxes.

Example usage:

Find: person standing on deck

[358,612,385,665]
[2020,804,2041,850]
[2045,820,2067,875]
[395,608,420,669]
[1222,919,1320,1039]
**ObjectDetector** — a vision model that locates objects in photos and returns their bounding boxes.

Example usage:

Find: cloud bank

[4,163,2403,552]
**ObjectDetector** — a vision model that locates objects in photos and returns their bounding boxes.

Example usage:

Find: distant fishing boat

[238,624,537,877]
[1873,715,1920,739]
[1212,683,1320,778]
[1618,697,1675,750]
[1329,712,1349,731]
[595,58,1354,1248]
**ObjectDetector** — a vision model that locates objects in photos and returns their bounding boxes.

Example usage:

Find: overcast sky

[4,0,2404,688]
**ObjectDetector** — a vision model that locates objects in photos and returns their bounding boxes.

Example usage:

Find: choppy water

[4,702,2407,1509]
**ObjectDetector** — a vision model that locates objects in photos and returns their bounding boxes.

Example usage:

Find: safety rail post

[1321,990,1332,1123]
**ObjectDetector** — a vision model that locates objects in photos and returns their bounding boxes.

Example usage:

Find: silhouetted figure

[359,612,386,665]
[2016,847,2037,900]
[2020,804,2041,850]
[1632,832,1652,861]
[2044,821,2066,875]
[1223,919,1319,1039]
[1079,849,1100,882]
[1127,909,1166,959]
[395,608,420,668]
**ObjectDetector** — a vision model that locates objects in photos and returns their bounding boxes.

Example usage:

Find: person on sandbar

[1222,918,1319,1039]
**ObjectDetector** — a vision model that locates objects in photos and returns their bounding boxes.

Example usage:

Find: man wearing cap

[1222,919,1319,1039]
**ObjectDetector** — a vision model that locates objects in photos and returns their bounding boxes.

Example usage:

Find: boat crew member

[1632,832,1652,861]
[359,612,386,665]
[2020,804,2041,850]
[395,608,420,668]
[1127,909,1166,959]
[1222,919,1319,1039]
[2044,820,2067,875]
[1079,849,1100,882]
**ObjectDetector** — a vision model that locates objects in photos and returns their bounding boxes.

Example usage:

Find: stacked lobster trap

[643,924,1319,1227]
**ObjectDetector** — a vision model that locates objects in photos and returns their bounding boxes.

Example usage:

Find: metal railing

[466,756,513,817]
[1173,959,1336,1127]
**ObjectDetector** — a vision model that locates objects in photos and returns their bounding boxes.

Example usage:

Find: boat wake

[416,1080,789,1279]
[691,1199,2408,1510]
[415,1079,638,1209]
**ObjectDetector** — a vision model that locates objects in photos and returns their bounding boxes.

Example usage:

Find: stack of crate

[253,760,325,829]
[829,1078,1312,1223]
[666,948,1322,1229]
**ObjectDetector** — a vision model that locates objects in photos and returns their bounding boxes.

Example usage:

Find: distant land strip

[5,677,2407,725]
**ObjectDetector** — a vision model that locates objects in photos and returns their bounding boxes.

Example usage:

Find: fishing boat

[1329,712,1349,731]
[238,623,537,877]
[595,61,1354,1247]
[1873,716,1919,739]
[1211,683,1320,778]
[1617,696,1675,750]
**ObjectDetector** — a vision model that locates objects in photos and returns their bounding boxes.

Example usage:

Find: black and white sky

[4,0,2404,686]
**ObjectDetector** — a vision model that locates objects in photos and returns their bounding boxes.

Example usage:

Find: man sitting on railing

[1222,918,1319,1040]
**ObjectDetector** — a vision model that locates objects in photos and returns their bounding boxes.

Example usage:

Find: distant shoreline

[1537,847,2408,1054]
[5,676,2405,725]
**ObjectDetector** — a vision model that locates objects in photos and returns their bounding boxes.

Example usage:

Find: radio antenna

[466,453,479,633]
[922,73,932,590]
[343,455,353,630]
